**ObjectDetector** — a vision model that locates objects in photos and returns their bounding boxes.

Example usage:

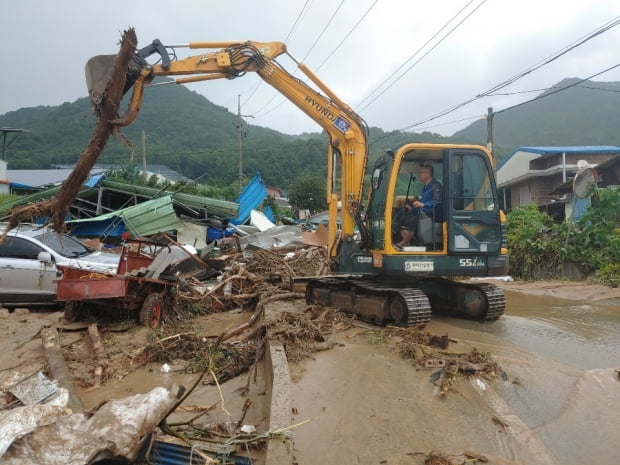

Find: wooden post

[41,327,84,413]
[88,323,105,386]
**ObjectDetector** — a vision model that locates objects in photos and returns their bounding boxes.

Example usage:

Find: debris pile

[424,450,491,465]
[180,244,330,314]
[372,327,503,395]
[264,304,352,362]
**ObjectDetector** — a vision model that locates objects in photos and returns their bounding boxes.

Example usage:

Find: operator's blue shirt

[419,178,442,215]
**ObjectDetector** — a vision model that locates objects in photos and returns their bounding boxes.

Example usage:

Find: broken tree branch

[41,327,84,413]
[88,323,105,386]
[217,292,305,344]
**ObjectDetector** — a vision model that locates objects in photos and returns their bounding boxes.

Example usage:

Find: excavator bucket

[85,54,145,112]
[85,55,117,108]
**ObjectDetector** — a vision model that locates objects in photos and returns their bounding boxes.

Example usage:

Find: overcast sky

[1,0,619,136]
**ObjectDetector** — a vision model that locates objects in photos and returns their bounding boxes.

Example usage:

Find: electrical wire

[495,63,620,115]
[396,15,620,132]
[411,114,484,132]
[242,0,313,108]
[283,0,313,44]
[479,16,620,97]
[300,0,346,63]
[355,0,478,110]
[253,0,378,118]
[315,0,378,72]
[358,0,488,112]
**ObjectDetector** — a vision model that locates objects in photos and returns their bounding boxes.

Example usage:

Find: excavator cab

[365,144,506,275]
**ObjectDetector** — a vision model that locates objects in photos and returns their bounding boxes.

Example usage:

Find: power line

[300,0,346,63]
[243,0,313,109]
[315,0,378,72]
[355,0,480,110]
[413,114,484,132]
[397,15,620,132]
[252,0,379,118]
[480,16,620,97]
[283,0,313,44]
[495,63,620,115]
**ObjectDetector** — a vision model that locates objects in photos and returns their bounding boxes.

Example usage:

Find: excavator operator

[396,164,442,248]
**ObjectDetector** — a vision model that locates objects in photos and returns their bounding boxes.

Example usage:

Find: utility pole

[486,107,494,156]
[0,127,29,161]
[234,94,254,181]
[486,107,494,158]
[142,130,147,181]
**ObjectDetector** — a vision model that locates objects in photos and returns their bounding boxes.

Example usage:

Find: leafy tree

[288,175,327,214]
[506,186,620,285]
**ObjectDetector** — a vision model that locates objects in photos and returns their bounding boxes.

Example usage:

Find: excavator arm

[86,40,369,255]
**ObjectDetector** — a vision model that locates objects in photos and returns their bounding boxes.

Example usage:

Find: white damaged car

[0,224,120,306]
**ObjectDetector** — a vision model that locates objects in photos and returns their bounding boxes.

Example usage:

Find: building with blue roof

[497,146,620,211]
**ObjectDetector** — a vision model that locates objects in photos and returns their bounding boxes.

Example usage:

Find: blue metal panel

[263,205,276,223]
[230,173,267,225]
[85,173,105,188]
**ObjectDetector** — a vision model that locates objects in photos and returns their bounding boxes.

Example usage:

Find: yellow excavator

[85,39,508,326]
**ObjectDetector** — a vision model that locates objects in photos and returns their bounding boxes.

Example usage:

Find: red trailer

[56,240,178,328]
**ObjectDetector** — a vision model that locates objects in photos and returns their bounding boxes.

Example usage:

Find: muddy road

[1,281,618,465]
[291,288,620,465]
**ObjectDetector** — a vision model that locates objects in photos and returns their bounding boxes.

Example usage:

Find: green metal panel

[68,195,181,237]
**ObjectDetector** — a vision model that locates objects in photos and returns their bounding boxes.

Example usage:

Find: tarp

[230,173,267,225]
[67,195,181,238]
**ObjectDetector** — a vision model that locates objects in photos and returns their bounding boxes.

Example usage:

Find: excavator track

[306,278,432,327]
[416,278,506,321]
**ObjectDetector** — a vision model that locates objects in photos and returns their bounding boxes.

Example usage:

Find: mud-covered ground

[1,279,619,465]
[290,281,620,465]
[481,278,620,303]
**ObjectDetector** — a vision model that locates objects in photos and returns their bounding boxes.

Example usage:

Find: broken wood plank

[41,327,84,413]
[88,323,105,386]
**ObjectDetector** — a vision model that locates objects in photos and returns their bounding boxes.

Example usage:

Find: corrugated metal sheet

[68,195,181,238]
[231,173,267,225]
[100,180,239,218]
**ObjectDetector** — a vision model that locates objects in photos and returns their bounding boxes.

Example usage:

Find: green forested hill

[3,77,619,189]
[453,79,620,151]
[0,80,458,189]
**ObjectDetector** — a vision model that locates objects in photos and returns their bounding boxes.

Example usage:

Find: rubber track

[352,280,432,327]
[426,279,506,321]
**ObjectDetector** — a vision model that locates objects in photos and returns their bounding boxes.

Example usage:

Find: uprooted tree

[3,28,138,235]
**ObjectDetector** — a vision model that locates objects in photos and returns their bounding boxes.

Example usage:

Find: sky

[1,0,619,137]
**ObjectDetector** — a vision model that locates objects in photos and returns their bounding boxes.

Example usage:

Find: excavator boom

[85,38,369,254]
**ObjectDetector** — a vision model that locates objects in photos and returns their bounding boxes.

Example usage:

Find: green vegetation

[506,186,620,286]
[287,175,327,213]
[0,78,463,195]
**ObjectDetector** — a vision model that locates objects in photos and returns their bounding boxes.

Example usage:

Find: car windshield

[34,231,92,258]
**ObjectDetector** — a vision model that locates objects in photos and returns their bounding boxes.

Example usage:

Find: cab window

[451,153,495,211]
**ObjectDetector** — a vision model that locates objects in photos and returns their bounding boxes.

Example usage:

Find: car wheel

[139,293,164,329]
